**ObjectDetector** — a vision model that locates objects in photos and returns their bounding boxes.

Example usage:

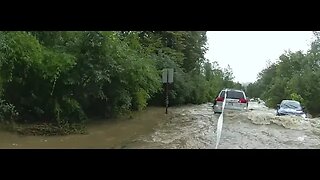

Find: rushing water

[126,102,320,149]
[1,102,320,149]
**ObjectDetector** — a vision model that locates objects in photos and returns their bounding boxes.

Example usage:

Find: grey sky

[205,31,314,83]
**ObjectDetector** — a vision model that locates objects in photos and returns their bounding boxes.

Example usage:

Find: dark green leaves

[248,33,320,115]
[0,31,240,125]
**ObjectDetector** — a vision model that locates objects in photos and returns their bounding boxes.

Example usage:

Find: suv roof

[281,100,300,104]
[219,89,246,99]
[221,88,244,92]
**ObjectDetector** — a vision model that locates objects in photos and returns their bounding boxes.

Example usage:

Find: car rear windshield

[219,90,244,99]
[281,101,301,110]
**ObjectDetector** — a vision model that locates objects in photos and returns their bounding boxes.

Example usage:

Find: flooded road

[0,107,166,148]
[1,102,320,149]
[127,102,320,149]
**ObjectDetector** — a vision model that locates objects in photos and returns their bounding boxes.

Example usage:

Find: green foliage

[0,30,242,130]
[248,32,320,116]
[0,99,19,123]
[290,93,304,104]
[132,89,149,111]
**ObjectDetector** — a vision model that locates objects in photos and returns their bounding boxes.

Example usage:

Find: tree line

[0,31,243,126]
[246,32,320,116]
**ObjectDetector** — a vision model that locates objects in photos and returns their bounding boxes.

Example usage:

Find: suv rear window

[219,90,245,99]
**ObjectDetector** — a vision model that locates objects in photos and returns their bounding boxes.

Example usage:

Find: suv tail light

[216,97,224,102]
[239,98,247,103]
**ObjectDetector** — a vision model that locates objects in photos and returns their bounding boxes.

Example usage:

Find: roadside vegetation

[0,31,242,135]
[246,32,320,116]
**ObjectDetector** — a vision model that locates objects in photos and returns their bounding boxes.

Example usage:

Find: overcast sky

[205,31,314,83]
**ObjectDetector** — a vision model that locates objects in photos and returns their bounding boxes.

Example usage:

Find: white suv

[213,89,248,113]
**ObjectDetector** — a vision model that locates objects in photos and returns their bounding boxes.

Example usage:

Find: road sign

[162,68,174,83]
[162,68,174,114]
[168,68,173,83]
[162,69,167,83]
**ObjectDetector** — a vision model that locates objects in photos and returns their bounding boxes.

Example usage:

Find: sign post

[162,68,174,114]
[166,74,169,114]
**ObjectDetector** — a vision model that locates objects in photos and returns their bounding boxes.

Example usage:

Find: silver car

[213,89,248,113]
[276,100,306,118]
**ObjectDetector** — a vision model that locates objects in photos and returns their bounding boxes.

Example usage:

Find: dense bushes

[0,31,241,127]
[246,32,320,116]
[0,99,19,123]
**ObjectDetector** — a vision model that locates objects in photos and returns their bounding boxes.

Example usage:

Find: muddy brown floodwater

[126,102,320,149]
[1,102,320,149]
[0,107,166,149]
